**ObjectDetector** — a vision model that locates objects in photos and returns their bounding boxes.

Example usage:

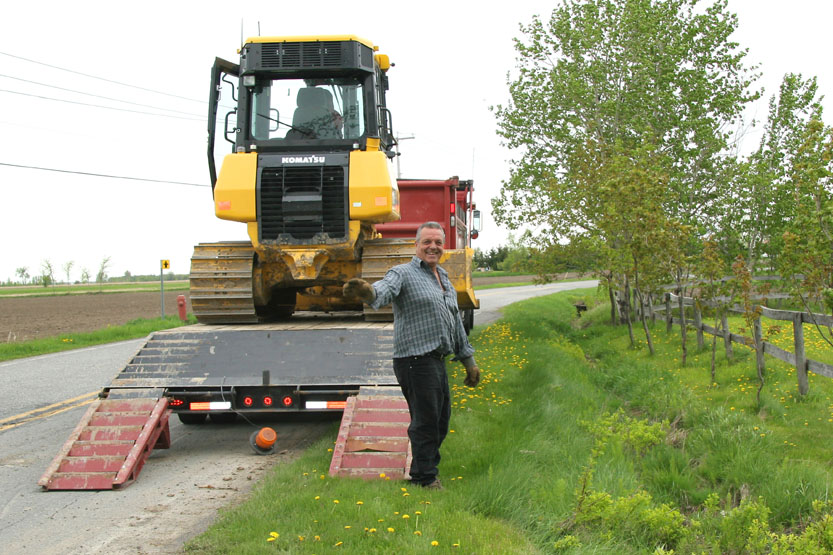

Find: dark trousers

[393,354,451,485]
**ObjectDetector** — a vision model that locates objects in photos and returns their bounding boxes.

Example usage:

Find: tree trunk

[624,277,636,347]
[711,316,720,383]
[636,286,655,355]
[608,280,618,325]
[677,287,687,366]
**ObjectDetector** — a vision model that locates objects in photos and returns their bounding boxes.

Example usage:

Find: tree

[492,0,758,287]
[62,260,74,285]
[41,259,55,289]
[96,256,111,289]
[15,266,29,284]
[724,74,823,272]
[80,267,91,284]
[777,114,833,347]
[698,235,738,382]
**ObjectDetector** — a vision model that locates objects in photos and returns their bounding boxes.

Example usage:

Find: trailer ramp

[329,387,412,479]
[39,391,170,490]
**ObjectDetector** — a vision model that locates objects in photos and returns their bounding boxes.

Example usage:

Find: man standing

[343,221,480,489]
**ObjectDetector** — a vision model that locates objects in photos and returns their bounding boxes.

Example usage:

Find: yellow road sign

[161,259,170,269]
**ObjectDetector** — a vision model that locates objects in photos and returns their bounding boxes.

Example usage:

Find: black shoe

[422,478,443,490]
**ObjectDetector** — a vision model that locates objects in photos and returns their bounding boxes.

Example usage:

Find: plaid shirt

[369,256,475,361]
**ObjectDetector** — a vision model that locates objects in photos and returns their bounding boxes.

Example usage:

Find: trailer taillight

[243,396,254,407]
[282,396,294,407]
[263,396,274,407]
[305,401,348,409]
[168,398,185,407]
[450,203,456,228]
[189,401,231,411]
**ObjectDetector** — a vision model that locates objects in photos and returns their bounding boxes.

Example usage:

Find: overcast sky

[1,0,831,283]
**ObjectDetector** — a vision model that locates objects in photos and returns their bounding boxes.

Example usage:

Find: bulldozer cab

[208,36,396,189]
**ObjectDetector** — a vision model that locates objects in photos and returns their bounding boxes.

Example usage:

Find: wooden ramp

[329,387,412,479]
[39,395,171,490]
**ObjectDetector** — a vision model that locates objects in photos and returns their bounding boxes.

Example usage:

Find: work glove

[343,278,376,303]
[464,364,480,388]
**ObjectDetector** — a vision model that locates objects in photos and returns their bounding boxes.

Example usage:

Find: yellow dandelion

[369,528,377,533]
[298,536,305,541]
[402,514,410,519]
[387,527,395,533]
[334,541,343,547]
[344,525,351,529]
[315,495,320,500]
[431,540,439,546]
[356,501,364,505]
[414,530,422,536]
[379,473,386,478]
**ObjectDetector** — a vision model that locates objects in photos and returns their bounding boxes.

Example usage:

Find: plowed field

[1,291,190,342]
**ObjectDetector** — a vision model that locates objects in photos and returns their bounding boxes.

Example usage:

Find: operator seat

[289,87,340,139]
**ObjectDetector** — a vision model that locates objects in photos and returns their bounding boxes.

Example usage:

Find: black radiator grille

[260,41,343,69]
[260,166,347,241]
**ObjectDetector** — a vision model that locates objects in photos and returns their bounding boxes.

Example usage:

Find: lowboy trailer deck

[40,314,399,490]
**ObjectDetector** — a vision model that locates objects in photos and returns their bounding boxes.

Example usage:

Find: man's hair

[416,221,445,242]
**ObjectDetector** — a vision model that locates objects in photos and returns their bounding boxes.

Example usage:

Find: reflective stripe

[189,401,232,411]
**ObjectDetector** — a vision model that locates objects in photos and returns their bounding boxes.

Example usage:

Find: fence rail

[655,292,833,395]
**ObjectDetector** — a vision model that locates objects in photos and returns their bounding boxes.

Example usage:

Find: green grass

[0,315,197,361]
[184,288,833,553]
[472,270,532,278]
[473,281,534,290]
[0,280,189,297]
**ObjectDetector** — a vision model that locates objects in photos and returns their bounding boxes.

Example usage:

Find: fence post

[665,293,672,333]
[648,294,656,324]
[721,312,733,362]
[753,316,766,378]
[794,312,808,396]
[693,302,704,350]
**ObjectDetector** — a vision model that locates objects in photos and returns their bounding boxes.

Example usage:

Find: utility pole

[395,134,415,178]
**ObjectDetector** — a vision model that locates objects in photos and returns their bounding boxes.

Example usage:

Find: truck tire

[463,309,474,335]
[178,413,207,425]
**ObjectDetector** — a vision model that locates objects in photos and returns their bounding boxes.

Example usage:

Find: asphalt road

[0,279,597,553]
[474,279,598,327]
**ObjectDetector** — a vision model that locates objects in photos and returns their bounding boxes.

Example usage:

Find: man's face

[415,227,445,268]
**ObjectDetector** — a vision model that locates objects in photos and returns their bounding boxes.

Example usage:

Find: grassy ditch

[185,288,833,553]
[0,315,196,362]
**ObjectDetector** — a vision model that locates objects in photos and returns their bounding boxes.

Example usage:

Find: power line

[0,50,203,104]
[0,73,205,118]
[0,88,205,121]
[0,161,209,187]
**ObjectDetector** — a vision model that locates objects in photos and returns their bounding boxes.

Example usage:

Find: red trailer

[375,176,478,249]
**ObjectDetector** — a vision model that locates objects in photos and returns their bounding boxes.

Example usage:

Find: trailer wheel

[178,413,207,425]
[209,412,238,424]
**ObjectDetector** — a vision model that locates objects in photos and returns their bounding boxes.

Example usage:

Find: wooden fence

[650,292,833,396]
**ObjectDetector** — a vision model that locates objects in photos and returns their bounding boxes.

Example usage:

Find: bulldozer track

[189,242,259,324]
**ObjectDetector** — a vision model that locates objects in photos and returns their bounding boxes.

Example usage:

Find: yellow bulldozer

[192,35,479,329]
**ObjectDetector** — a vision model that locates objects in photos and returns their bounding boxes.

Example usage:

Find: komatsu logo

[281,155,325,164]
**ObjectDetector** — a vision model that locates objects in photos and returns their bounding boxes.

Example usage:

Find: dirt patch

[1,291,191,342]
